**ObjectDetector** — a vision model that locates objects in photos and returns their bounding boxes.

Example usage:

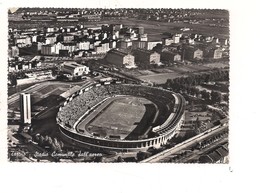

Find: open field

[122,62,229,84]
[139,72,184,84]
[101,18,229,39]
[9,15,229,40]
[202,62,229,68]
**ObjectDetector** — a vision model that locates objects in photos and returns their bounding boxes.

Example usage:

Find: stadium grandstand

[56,83,185,151]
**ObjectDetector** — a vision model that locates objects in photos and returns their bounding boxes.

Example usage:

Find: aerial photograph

[7,8,229,163]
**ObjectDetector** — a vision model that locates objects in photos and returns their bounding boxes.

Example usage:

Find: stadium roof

[60,85,81,98]
[63,61,85,68]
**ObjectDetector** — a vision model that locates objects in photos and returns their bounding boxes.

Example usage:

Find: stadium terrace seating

[57,84,177,129]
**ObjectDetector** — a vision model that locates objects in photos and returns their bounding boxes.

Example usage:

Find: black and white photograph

[6,7,230,163]
[1,0,260,193]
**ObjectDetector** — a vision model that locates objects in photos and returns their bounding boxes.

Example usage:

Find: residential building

[146,41,162,50]
[106,49,135,68]
[101,42,110,52]
[184,47,203,60]
[9,46,19,58]
[63,35,74,43]
[207,48,223,59]
[162,38,174,46]
[161,50,182,62]
[45,35,57,44]
[117,40,132,49]
[219,38,229,46]
[95,46,104,54]
[133,49,161,65]
[133,26,144,35]
[109,41,117,49]
[41,44,56,55]
[77,42,90,50]
[61,43,77,53]
[14,36,32,47]
[172,35,180,44]
[139,34,148,41]
[132,41,146,49]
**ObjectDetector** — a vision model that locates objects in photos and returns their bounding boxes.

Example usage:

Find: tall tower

[20,93,31,125]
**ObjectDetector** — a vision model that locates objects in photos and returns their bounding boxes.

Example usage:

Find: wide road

[140,123,228,163]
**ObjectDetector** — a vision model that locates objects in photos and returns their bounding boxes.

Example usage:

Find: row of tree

[163,69,229,103]
[164,69,229,89]
[34,134,64,152]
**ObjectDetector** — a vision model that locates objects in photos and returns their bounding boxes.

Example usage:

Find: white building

[172,35,180,44]
[146,41,162,50]
[61,62,90,76]
[77,42,90,50]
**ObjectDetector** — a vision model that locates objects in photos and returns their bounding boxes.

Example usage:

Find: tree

[201,90,210,101]
[152,43,163,53]
[59,141,64,148]
[117,156,124,162]
[136,151,149,161]
[211,91,222,103]
[190,100,194,110]
[47,137,53,145]
[223,94,229,102]
[39,135,45,145]
[195,117,202,129]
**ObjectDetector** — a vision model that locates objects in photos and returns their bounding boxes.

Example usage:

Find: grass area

[102,18,229,39]
[8,83,36,96]
[89,97,149,139]
[122,62,229,84]
[202,62,229,68]
[139,72,183,84]
[9,16,229,40]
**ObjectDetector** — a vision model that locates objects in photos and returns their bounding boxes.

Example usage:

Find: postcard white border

[1,0,259,193]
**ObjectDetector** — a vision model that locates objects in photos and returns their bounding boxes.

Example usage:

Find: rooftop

[108,49,129,56]
[63,61,85,68]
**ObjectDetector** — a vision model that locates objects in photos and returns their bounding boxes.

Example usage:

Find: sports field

[77,96,157,139]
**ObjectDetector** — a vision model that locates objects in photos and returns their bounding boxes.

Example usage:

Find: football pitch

[77,96,157,139]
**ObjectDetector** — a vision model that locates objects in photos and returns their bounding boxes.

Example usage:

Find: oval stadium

[56,83,185,151]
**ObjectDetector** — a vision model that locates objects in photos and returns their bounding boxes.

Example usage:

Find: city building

[95,46,104,54]
[109,40,117,49]
[132,41,147,49]
[8,46,19,58]
[61,62,89,76]
[146,41,162,50]
[172,35,180,44]
[207,48,223,59]
[133,48,161,65]
[117,40,132,49]
[161,50,182,62]
[41,44,56,55]
[139,34,148,41]
[14,36,32,47]
[20,93,31,125]
[106,49,135,68]
[45,35,57,44]
[80,14,101,22]
[77,41,90,50]
[62,34,74,43]
[184,47,203,60]
[162,38,174,46]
